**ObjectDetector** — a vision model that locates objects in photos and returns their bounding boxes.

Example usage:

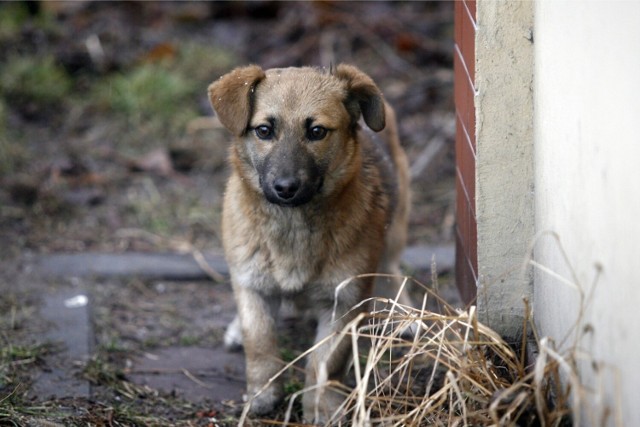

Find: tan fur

[208,64,410,422]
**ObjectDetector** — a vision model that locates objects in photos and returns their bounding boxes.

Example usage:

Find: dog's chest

[268,219,321,291]
[235,210,328,293]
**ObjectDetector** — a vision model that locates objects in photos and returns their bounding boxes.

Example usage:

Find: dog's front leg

[303,303,360,423]
[235,286,284,415]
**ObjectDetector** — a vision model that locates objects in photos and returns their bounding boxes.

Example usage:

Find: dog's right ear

[208,65,266,136]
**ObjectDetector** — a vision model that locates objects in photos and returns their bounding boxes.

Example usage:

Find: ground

[0,2,457,425]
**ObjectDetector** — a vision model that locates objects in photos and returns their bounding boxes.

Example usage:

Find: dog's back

[361,103,411,302]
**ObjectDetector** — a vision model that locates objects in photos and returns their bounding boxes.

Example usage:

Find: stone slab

[34,252,229,280]
[30,288,92,400]
[402,243,455,273]
[129,346,245,403]
[33,244,454,280]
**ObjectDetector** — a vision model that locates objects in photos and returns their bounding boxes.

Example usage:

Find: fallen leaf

[128,148,175,176]
[140,42,177,64]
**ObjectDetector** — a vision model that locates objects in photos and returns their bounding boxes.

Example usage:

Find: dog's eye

[255,125,274,140]
[307,126,328,141]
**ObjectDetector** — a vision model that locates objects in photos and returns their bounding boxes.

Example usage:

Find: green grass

[92,40,237,152]
[173,42,236,83]
[0,54,72,107]
[0,53,69,176]
[100,338,130,354]
[0,343,52,392]
[96,64,199,137]
[0,2,59,41]
[0,3,31,41]
[179,335,201,346]
[0,100,24,176]
[0,355,199,426]
[0,36,241,423]
[0,344,46,362]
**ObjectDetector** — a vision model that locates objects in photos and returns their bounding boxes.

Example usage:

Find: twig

[331,11,428,80]
[182,368,213,389]
[410,135,447,180]
[191,248,226,282]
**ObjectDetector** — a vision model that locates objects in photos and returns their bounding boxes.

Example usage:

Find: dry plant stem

[190,247,225,282]
[181,368,212,389]
[519,297,530,378]
[240,271,584,426]
[527,231,617,426]
[350,321,368,424]
[447,370,468,425]
[526,231,584,349]
[537,337,583,427]
[240,312,367,426]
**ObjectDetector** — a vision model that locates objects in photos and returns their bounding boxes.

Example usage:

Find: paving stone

[32,244,454,280]
[26,244,455,404]
[129,346,245,403]
[34,252,229,280]
[30,288,92,400]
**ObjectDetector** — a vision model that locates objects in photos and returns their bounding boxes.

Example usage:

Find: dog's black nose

[273,177,300,200]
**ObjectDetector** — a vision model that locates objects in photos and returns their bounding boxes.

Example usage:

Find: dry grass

[241,274,577,427]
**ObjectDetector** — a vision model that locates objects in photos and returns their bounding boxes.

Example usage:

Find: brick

[455,117,476,210]
[454,52,476,149]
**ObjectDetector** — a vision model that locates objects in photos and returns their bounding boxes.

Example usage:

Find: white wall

[534,2,640,425]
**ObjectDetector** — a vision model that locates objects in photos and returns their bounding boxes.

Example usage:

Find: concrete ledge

[33,244,455,280]
[34,252,230,280]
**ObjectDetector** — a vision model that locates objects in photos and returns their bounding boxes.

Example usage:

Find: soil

[0,2,457,425]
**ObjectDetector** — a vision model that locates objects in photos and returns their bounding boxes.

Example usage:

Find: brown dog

[208,64,410,422]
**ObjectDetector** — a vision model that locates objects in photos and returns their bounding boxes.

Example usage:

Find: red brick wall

[454,0,477,304]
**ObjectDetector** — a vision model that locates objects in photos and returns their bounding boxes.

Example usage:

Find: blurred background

[0,2,456,423]
[0,1,455,260]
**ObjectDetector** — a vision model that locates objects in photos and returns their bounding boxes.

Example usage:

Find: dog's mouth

[261,176,323,207]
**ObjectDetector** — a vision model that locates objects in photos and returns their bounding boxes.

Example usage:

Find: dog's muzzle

[262,174,322,207]
[273,176,301,201]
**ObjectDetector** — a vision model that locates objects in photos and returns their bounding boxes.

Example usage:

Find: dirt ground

[0,2,457,425]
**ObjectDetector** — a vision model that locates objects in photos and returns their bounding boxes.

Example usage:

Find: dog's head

[208,64,386,207]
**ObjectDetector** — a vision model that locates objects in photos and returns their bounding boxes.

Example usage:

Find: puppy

[208,64,410,422]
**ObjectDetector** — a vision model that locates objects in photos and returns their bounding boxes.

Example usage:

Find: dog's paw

[224,316,243,351]
[302,386,345,424]
[246,383,285,416]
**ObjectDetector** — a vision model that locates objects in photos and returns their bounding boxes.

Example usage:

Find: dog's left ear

[208,65,266,136]
[335,64,386,132]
